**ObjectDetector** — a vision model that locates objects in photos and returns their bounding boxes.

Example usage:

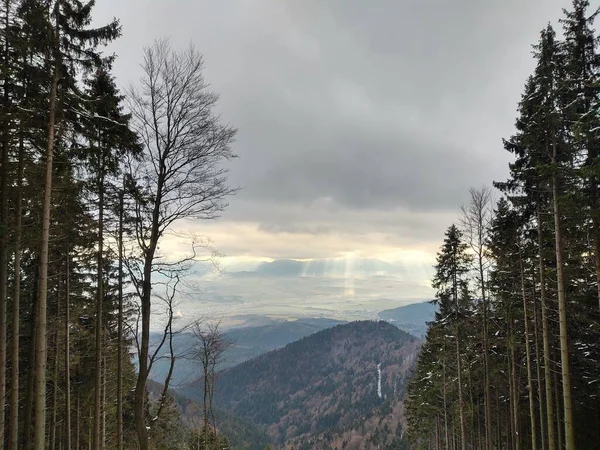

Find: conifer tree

[431,224,472,450]
[18,2,121,447]
[408,4,600,447]
[80,59,140,450]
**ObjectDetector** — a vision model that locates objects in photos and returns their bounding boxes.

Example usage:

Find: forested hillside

[405,2,600,449]
[149,317,348,386]
[0,1,236,449]
[181,321,419,450]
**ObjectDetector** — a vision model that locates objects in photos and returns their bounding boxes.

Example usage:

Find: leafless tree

[192,319,233,434]
[459,186,493,450]
[147,273,185,424]
[125,38,237,449]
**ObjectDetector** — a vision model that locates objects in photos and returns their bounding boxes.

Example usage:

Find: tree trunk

[23,272,38,449]
[509,317,520,450]
[0,1,12,443]
[117,190,124,450]
[537,206,556,450]
[480,266,492,450]
[453,274,466,450]
[443,345,449,450]
[507,375,514,450]
[8,133,23,450]
[93,168,105,450]
[531,265,546,450]
[209,361,217,435]
[203,361,209,431]
[594,238,600,311]
[436,415,441,450]
[467,363,476,449]
[551,140,575,450]
[88,408,92,450]
[51,291,61,450]
[554,369,563,450]
[134,160,168,449]
[34,15,60,448]
[76,389,80,450]
[64,255,71,450]
[520,248,538,450]
[495,394,501,449]
[102,354,106,450]
[456,324,466,450]
[0,136,7,450]
[134,251,154,450]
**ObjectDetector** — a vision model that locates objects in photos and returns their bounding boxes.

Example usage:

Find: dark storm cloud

[244,124,486,211]
[93,0,572,252]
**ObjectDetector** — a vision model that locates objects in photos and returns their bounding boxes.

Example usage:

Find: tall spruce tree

[431,224,472,450]
[13,1,121,448]
[80,59,140,450]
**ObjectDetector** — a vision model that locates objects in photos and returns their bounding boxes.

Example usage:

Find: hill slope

[149,317,347,386]
[180,320,419,449]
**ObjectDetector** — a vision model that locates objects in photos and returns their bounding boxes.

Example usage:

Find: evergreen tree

[407,4,600,448]
[80,58,140,450]
[432,224,472,450]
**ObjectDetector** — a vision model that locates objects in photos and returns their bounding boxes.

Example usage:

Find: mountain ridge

[179,320,419,449]
[378,301,437,337]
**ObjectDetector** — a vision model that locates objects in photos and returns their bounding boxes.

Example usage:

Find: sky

[92,0,574,323]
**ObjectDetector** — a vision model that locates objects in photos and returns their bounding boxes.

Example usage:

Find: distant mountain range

[149,317,347,386]
[229,257,402,278]
[378,301,436,337]
[179,320,419,450]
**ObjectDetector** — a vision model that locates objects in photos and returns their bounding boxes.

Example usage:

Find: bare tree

[192,319,233,435]
[126,38,237,450]
[459,186,493,450]
[147,273,185,425]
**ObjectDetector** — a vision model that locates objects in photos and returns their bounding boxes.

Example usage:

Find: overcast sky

[93,0,572,275]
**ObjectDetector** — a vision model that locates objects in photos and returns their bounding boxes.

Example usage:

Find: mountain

[378,301,437,337]
[180,320,420,449]
[149,317,347,386]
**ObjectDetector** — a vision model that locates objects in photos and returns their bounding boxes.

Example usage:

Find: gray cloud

[94,0,572,256]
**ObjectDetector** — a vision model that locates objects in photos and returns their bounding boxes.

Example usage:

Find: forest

[405,1,600,450]
[4,0,600,450]
[0,0,238,449]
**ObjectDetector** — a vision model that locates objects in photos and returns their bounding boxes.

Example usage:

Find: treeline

[405,1,600,450]
[0,1,236,449]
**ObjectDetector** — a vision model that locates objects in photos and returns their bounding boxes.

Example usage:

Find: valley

[150,306,427,449]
